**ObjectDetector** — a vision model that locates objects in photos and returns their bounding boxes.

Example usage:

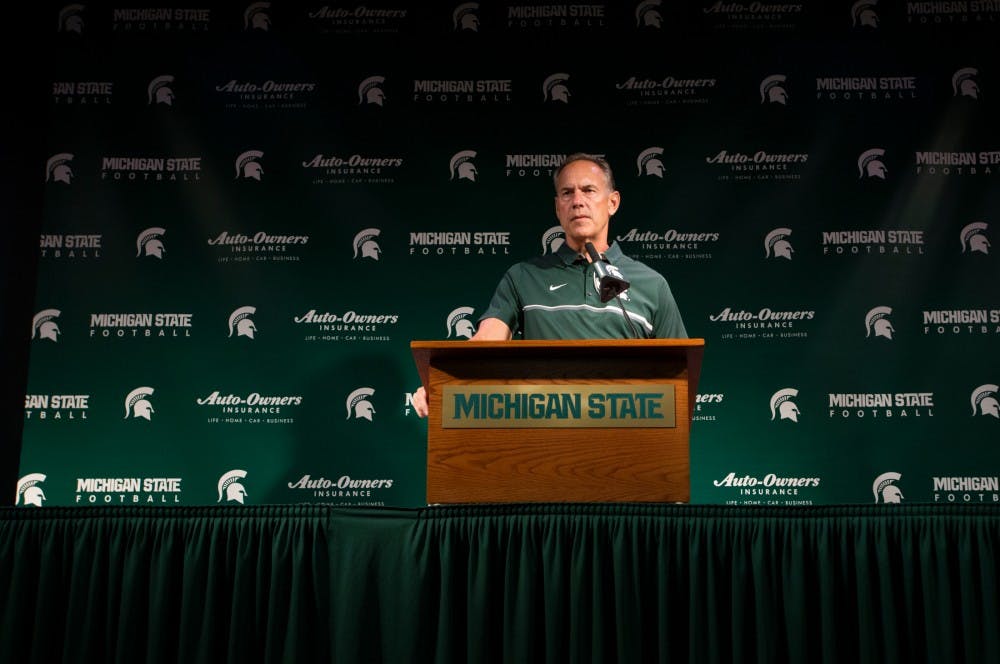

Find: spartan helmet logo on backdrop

[58,4,85,33]
[346,387,376,421]
[872,471,903,504]
[446,306,476,338]
[358,75,386,105]
[865,306,894,340]
[857,148,887,179]
[770,388,800,422]
[46,153,74,184]
[124,386,155,420]
[971,384,999,419]
[541,226,566,255]
[952,68,980,99]
[218,469,249,503]
[764,228,794,260]
[960,222,990,254]
[760,74,788,105]
[542,73,571,103]
[32,309,62,342]
[449,150,478,182]
[235,150,264,180]
[148,75,175,105]
[353,228,382,260]
[228,306,257,339]
[636,147,665,177]
[16,474,47,507]
[136,227,166,258]
[851,0,879,27]
[453,2,479,31]
[635,0,662,27]
[244,2,271,30]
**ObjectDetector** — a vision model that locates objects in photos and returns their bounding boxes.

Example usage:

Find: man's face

[554,160,620,251]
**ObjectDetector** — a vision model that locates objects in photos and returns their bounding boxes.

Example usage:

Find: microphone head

[584,242,630,302]
[596,272,630,302]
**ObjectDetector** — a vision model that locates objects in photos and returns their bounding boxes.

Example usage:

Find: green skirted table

[2,504,998,663]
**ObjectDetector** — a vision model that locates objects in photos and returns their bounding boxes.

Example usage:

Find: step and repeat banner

[17,1,1000,508]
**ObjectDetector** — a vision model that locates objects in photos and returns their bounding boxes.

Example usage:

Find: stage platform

[2,504,998,663]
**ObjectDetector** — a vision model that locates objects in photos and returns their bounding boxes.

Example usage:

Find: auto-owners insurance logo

[294,306,400,343]
[197,390,302,425]
[713,471,820,505]
[709,305,815,342]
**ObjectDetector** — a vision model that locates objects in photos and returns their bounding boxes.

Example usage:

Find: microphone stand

[614,294,642,339]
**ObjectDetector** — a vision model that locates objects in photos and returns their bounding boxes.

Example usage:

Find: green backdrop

[17,1,1000,507]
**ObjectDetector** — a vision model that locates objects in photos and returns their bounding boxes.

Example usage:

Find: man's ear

[608,190,621,215]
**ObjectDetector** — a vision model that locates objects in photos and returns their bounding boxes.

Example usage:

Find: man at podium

[413,152,687,417]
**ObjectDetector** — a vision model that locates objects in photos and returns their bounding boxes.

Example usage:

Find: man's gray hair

[553,152,616,192]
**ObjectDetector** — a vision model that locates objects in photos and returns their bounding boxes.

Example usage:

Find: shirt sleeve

[478,266,523,335]
[653,278,688,339]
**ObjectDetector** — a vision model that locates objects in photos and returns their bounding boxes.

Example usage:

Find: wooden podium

[411,339,704,504]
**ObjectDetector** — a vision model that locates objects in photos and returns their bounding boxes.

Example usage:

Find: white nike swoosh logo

[549,283,567,291]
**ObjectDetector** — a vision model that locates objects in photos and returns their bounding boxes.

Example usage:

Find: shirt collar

[555,240,624,266]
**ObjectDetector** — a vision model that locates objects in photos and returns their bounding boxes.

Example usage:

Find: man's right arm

[412,317,512,417]
[469,317,513,341]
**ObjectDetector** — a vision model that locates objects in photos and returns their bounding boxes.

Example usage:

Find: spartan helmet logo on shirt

[353,227,382,260]
[635,0,662,27]
[244,2,271,30]
[218,469,248,504]
[46,153,74,184]
[453,2,479,30]
[760,74,788,105]
[952,68,980,99]
[865,306,894,340]
[446,306,476,338]
[971,384,1000,419]
[637,147,665,178]
[858,148,887,179]
[543,73,571,103]
[872,471,903,504]
[147,75,175,105]
[32,309,62,342]
[764,227,794,260]
[449,150,477,182]
[346,387,376,421]
[770,388,800,422]
[541,226,566,255]
[358,75,386,106]
[235,150,264,180]
[124,386,155,421]
[15,473,47,507]
[960,222,990,254]
[58,4,85,33]
[851,0,878,27]
[228,306,257,339]
[136,227,166,258]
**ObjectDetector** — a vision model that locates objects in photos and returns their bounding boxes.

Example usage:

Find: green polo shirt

[479,241,687,339]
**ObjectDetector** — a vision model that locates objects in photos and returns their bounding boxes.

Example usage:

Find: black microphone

[584,242,630,303]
